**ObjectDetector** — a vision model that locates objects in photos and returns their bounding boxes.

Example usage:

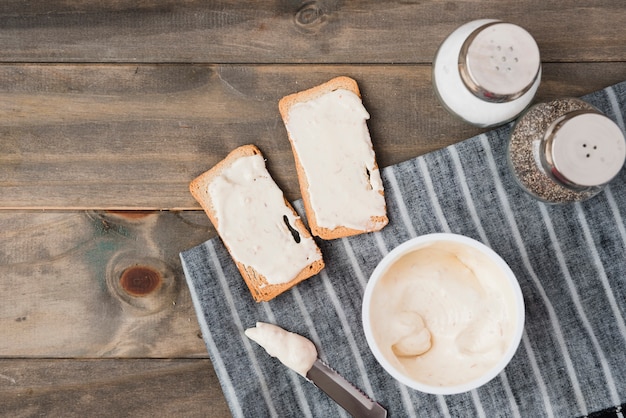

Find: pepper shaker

[508,98,626,203]
[432,19,541,127]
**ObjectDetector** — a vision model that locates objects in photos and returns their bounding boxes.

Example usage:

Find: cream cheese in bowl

[362,233,524,394]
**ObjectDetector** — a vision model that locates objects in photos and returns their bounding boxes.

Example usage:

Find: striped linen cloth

[181,81,626,418]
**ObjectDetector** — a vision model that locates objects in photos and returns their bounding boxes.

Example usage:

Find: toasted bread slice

[279,77,388,239]
[190,145,324,302]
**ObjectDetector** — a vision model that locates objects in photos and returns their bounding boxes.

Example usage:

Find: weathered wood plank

[0,1,623,63]
[0,358,230,417]
[1,62,625,210]
[0,210,213,357]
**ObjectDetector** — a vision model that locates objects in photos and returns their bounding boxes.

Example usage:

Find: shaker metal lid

[548,112,626,187]
[459,22,540,103]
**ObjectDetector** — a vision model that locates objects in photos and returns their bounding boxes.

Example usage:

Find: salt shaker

[508,98,626,203]
[432,19,541,127]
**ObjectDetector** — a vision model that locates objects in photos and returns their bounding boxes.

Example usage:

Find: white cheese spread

[245,322,318,377]
[208,154,322,285]
[369,241,519,387]
[285,89,386,230]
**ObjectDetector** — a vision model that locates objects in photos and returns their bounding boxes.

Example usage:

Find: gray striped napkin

[180,81,626,418]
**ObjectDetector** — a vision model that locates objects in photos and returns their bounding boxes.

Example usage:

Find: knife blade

[306,359,387,418]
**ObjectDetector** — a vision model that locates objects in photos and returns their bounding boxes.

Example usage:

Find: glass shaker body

[507,98,626,204]
[432,19,541,128]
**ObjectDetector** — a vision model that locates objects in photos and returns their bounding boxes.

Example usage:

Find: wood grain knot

[120,266,162,297]
[107,252,177,315]
[295,2,325,28]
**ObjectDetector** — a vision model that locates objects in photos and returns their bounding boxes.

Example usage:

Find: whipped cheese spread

[245,322,318,377]
[285,89,385,230]
[369,241,518,387]
[208,154,322,285]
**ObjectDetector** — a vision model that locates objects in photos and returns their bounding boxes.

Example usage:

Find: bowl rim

[361,232,525,395]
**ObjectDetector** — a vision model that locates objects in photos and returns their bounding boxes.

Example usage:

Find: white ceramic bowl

[362,233,525,395]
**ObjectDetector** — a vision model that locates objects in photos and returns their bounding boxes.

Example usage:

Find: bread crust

[189,144,324,302]
[279,77,388,240]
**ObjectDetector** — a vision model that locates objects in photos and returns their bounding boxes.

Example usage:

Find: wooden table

[1,2,625,416]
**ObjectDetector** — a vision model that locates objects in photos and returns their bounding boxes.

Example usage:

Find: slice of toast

[279,76,388,240]
[190,145,324,302]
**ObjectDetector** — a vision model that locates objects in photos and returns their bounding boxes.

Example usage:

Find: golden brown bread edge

[189,144,324,302]
[278,76,389,240]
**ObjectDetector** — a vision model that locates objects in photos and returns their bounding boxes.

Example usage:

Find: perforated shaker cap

[459,22,540,102]
[548,113,626,187]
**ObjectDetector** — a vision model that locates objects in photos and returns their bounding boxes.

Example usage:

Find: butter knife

[306,359,387,418]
